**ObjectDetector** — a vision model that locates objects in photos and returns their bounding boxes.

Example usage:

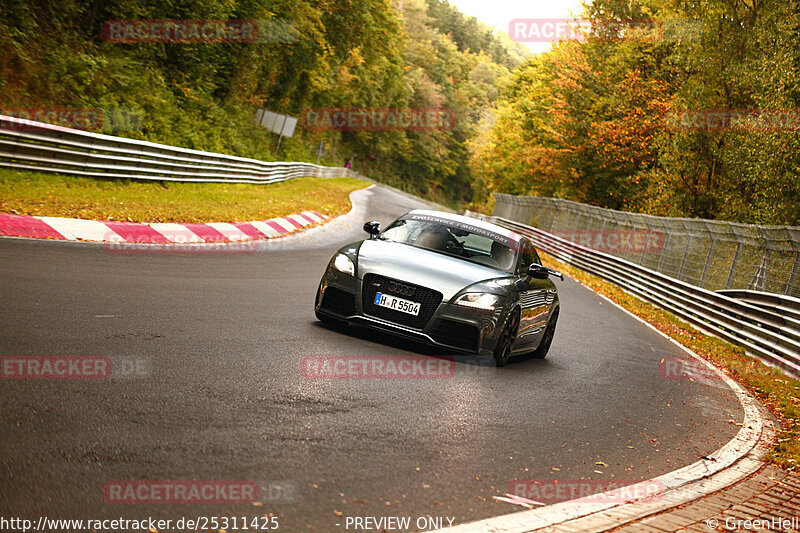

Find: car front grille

[320,286,357,316]
[429,319,480,352]
[361,274,442,330]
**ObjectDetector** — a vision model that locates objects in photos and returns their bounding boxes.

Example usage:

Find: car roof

[405,209,524,242]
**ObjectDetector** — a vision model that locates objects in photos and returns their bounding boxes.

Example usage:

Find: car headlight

[454,292,502,310]
[332,253,355,276]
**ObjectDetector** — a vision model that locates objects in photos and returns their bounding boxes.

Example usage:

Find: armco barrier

[493,194,800,299]
[717,290,800,323]
[0,114,352,184]
[466,212,800,377]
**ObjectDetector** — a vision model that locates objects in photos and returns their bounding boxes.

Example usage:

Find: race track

[0,186,743,531]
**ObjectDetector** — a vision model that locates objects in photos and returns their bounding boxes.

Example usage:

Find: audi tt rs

[314,210,563,366]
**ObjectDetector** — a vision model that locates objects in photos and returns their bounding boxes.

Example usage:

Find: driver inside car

[416,226,453,252]
[491,240,515,271]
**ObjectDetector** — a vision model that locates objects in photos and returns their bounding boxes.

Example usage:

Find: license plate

[374,292,420,316]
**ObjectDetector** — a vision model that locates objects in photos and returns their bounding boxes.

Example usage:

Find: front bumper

[315,269,504,356]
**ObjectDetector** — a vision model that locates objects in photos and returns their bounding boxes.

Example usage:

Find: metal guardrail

[0,115,353,183]
[467,212,800,377]
[493,194,800,299]
[717,290,800,324]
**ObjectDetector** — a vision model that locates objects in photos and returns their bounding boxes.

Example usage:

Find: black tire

[493,309,520,367]
[532,309,559,359]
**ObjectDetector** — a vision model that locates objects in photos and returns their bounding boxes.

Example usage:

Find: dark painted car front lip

[316,269,502,356]
[316,307,498,356]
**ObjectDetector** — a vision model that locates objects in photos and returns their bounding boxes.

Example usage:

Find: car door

[514,241,554,349]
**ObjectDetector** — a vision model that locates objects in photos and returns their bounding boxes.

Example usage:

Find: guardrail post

[699,237,716,288]
[749,252,769,292]
[676,223,693,282]
[748,227,771,292]
[787,228,800,296]
[726,241,743,289]
[788,254,800,296]
[699,221,717,288]
[638,218,651,265]
[656,229,671,274]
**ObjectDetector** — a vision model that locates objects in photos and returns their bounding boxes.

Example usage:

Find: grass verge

[0,169,369,223]
[539,251,800,471]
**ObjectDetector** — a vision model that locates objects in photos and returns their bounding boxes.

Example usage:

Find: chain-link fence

[493,194,800,298]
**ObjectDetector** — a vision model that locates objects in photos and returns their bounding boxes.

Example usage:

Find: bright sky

[447,0,587,53]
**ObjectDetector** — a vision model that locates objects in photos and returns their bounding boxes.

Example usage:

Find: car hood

[355,239,509,301]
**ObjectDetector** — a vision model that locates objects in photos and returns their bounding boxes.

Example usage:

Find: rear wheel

[532,309,559,359]
[493,309,520,367]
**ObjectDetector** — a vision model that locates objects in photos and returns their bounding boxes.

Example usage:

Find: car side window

[529,246,542,266]
[518,241,540,274]
[514,242,529,274]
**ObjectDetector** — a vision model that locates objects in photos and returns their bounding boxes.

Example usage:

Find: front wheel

[493,309,520,367]
[532,309,559,359]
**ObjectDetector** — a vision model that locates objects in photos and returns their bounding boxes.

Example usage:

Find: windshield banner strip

[403,213,518,246]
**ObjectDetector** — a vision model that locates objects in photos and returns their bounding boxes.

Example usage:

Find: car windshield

[380,214,518,272]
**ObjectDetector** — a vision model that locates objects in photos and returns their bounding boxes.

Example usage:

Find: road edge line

[431,280,777,533]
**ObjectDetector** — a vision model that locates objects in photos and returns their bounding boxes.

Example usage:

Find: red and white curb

[0,211,328,244]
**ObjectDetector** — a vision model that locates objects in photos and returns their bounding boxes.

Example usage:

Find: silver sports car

[314,210,563,366]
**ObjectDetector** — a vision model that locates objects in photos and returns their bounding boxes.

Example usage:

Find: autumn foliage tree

[0,0,525,206]
[470,0,800,224]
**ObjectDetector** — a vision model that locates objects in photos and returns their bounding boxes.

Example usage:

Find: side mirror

[363,221,381,238]
[527,263,563,281]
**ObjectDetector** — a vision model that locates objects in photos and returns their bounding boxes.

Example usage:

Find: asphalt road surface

[0,186,743,532]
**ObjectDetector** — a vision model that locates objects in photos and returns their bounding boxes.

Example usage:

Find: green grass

[540,252,800,471]
[0,169,370,223]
